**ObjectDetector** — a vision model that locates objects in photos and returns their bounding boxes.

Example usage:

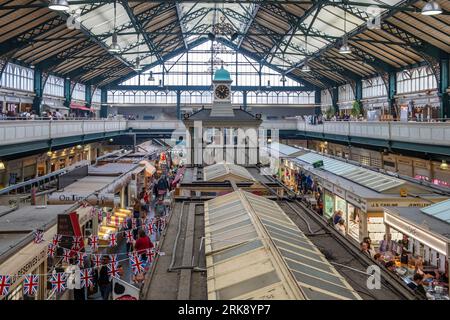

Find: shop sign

[48,193,115,206]
[384,212,447,255]
[346,192,367,210]
[323,181,334,192]
[333,185,345,198]
[8,247,47,289]
[112,278,140,300]
[368,201,430,209]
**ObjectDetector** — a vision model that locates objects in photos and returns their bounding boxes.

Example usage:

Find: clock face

[215,85,230,100]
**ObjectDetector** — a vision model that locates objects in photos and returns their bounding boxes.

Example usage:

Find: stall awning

[70,103,92,111]
[139,160,156,175]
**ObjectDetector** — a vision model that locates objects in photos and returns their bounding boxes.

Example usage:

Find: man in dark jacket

[97,255,112,300]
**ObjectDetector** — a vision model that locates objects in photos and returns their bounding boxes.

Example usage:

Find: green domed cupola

[213,67,232,82]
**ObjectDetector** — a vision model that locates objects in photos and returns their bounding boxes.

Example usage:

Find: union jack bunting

[121,220,128,230]
[89,235,98,251]
[106,212,112,224]
[71,236,83,250]
[109,254,118,264]
[141,218,146,225]
[109,233,117,247]
[0,275,11,296]
[52,234,62,246]
[125,230,134,243]
[97,210,103,222]
[107,263,120,280]
[146,223,153,235]
[146,248,155,263]
[50,273,67,293]
[113,216,120,227]
[47,243,56,258]
[77,252,86,267]
[93,254,102,268]
[62,248,71,263]
[23,275,39,296]
[130,255,145,275]
[90,207,96,218]
[160,216,167,230]
[34,230,44,244]
[131,218,137,230]
[79,269,94,288]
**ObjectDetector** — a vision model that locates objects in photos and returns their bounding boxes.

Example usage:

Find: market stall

[383,201,450,299]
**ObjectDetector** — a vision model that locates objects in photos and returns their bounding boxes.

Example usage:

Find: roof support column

[64,78,72,109]
[331,87,339,115]
[315,89,321,115]
[85,85,92,108]
[100,88,108,119]
[176,90,181,120]
[32,68,43,116]
[243,90,247,111]
[388,71,397,118]
[439,56,449,121]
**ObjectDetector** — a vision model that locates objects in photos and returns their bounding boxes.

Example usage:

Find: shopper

[98,255,112,300]
[333,210,343,225]
[66,258,84,300]
[335,219,346,236]
[134,229,154,260]
[360,242,372,258]
[407,273,427,298]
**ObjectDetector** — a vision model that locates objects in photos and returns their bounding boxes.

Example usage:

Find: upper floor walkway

[1,118,449,155]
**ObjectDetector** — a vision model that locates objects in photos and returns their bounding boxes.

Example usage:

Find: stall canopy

[139,160,156,176]
[204,190,361,300]
[203,162,255,182]
[421,200,450,224]
[296,153,405,193]
[70,103,92,111]
[267,142,305,157]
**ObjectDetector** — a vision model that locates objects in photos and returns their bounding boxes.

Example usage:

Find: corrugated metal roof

[205,190,361,300]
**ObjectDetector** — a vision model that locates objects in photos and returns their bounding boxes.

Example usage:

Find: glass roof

[421,199,450,224]
[203,162,255,182]
[204,190,361,300]
[66,0,404,71]
[295,152,405,193]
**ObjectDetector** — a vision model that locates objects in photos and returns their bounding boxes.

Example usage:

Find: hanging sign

[112,277,140,300]
[48,193,115,206]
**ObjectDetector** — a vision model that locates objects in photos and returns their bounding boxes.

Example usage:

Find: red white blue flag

[62,248,71,263]
[34,230,44,244]
[109,233,117,247]
[79,269,94,288]
[77,252,86,267]
[23,274,39,296]
[0,275,11,296]
[52,234,62,246]
[50,273,67,293]
[125,230,134,243]
[93,254,102,268]
[107,263,120,280]
[72,236,83,250]
[89,235,98,251]
[47,243,56,258]
[130,255,145,275]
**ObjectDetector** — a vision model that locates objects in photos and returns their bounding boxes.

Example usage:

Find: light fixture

[230,32,239,42]
[267,80,271,89]
[108,1,121,53]
[49,0,69,11]
[76,144,82,150]
[47,150,53,156]
[302,63,311,72]
[421,1,442,15]
[133,57,142,71]
[0,161,5,171]
[267,138,272,143]
[440,160,448,170]
[280,74,287,83]
[208,32,216,41]
[148,71,154,81]
[339,5,352,54]
[158,79,163,88]
[339,41,352,54]
[109,138,114,142]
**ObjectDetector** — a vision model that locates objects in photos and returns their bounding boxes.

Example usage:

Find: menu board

[367,216,385,243]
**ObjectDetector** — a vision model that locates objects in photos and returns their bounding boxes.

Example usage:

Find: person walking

[97,255,112,300]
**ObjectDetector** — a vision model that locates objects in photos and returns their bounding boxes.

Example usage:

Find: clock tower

[211,66,233,117]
